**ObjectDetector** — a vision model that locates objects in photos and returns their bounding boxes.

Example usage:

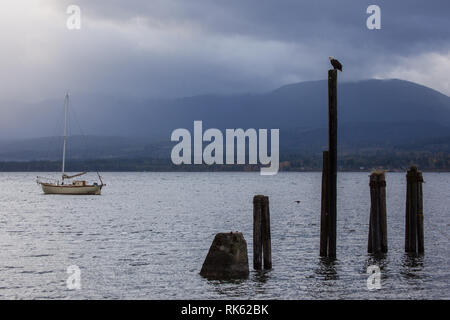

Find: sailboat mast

[62,93,69,182]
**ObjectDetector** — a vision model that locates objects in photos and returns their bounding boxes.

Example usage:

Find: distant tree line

[0,151,448,172]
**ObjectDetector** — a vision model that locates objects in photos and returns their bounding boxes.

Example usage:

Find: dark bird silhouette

[329,56,342,71]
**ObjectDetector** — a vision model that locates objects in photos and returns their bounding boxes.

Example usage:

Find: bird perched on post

[329,56,342,72]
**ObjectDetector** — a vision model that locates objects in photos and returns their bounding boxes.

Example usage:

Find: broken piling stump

[200,232,249,279]
[253,195,272,270]
[368,171,388,254]
[405,166,424,254]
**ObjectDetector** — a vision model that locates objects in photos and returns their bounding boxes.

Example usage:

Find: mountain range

[0,78,449,162]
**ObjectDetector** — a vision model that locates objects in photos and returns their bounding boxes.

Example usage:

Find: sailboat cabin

[72,180,87,186]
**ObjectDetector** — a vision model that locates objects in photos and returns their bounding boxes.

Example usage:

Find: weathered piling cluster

[200,68,428,278]
[405,166,424,254]
[368,171,388,254]
[320,69,338,258]
[253,195,272,270]
[366,166,425,255]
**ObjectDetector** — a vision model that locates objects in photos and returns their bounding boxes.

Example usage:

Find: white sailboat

[37,94,105,195]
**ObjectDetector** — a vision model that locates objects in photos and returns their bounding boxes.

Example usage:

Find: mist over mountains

[0,78,449,162]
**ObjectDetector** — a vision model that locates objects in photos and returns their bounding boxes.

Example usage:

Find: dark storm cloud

[66,0,450,50]
[1,0,449,103]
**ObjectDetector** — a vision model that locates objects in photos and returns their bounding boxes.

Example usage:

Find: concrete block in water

[200,232,249,279]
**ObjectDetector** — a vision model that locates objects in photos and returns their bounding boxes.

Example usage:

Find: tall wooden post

[253,195,263,270]
[417,172,424,253]
[320,151,329,256]
[405,166,424,254]
[327,69,337,258]
[253,195,272,270]
[368,171,387,254]
[261,196,272,269]
[380,173,388,252]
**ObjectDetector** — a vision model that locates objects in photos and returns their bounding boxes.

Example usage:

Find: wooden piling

[405,166,424,254]
[405,174,411,252]
[253,195,263,270]
[410,173,418,253]
[379,174,388,253]
[320,151,329,257]
[319,70,338,259]
[368,175,376,253]
[407,167,418,253]
[261,196,272,269]
[368,171,387,254]
[327,69,338,259]
[417,171,424,253]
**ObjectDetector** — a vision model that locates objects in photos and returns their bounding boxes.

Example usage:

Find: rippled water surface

[0,172,448,299]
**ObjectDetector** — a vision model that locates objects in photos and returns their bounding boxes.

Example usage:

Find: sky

[0,0,449,103]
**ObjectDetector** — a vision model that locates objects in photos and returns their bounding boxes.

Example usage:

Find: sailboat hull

[40,183,102,195]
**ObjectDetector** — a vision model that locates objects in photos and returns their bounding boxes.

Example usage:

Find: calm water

[0,172,448,299]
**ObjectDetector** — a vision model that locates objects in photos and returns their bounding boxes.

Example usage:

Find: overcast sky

[1,0,449,102]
